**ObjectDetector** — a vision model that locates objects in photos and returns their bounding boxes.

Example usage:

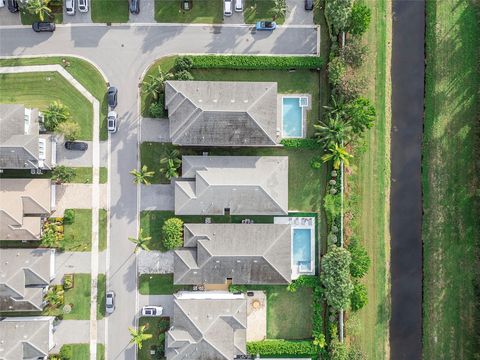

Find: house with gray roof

[165,81,280,146]
[0,316,55,360]
[0,179,54,241]
[0,249,55,312]
[174,223,292,285]
[175,156,288,215]
[0,104,56,171]
[165,291,247,360]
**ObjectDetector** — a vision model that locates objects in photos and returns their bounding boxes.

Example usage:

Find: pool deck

[278,94,312,139]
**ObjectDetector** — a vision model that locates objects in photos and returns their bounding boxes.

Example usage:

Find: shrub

[323,193,342,226]
[348,2,371,36]
[43,101,70,131]
[63,209,75,225]
[321,245,353,310]
[247,339,318,356]
[348,237,371,278]
[63,274,74,290]
[310,156,323,169]
[229,284,248,293]
[173,56,193,72]
[173,70,194,81]
[190,55,324,70]
[161,218,184,250]
[344,97,376,134]
[340,37,368,68]
[51,166,76,184]
[350,282,368,311]
[149,99,165,118]
[59,345,73,360]
[329,338,349,360]
[55,120,80,141]
[325,0,354,34]
[328,56,347,87]
[280,138,322,149]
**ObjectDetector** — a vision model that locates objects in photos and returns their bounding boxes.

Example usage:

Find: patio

[246,291,267,341]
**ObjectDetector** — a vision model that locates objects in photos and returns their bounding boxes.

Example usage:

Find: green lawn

[91,0,129,23]
[97,273,106,319]
[99,209,108,251]
[154,0,223,23]
[0,56,109,141]
[64,209,92,251]
[141,143,326,212]
[423,0,480,359]
[345,0,391,358]
[0,72,93,140]
[0,167,107,184]
[44,274,91,320]
[20,6,63,25]
[244,0,285,24]
[138,274,192,295]
[97,344,105,360]
[138,317,170,360]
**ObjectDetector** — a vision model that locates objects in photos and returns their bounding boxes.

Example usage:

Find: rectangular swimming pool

[282,97,304,138]
[292,228,312,272]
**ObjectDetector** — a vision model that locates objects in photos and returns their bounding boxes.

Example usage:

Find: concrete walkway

[54,184,107,216]
[140,183,174,211]
[138,295,174,317]
[57,140,109,167]
[141,118,170,142]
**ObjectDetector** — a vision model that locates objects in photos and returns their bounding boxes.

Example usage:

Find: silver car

[107,111,118,133]
[65,0,75,15]
[105,291,115,314]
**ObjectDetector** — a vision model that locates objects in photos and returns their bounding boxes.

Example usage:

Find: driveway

[140,183,174,211]
[54,252,91,284]
[138,295,174,317]
[54,184,108,216]
[62,10,92,23]
[141,118,170,142]
[285,0,314,25]
[57,140,109,167]
[138,250,174,274]
[53,320,105,351]
[128,0,155,23]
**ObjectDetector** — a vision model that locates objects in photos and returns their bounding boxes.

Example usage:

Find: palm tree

[142,66,172,101]
[160,149,181,167]
[314,113,352,149]
[160,158,181,180]
[323,95,347,118]
[129,325,153,349]
[26,0,52,21]
[130,165,155,185]
[321,144,353,170]
[43,101,70,131]
[44,287,64,308]
[128,228,151,253]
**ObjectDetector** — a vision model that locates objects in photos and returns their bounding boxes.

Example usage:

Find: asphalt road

[390,1,424,359]
[0,23,318,360]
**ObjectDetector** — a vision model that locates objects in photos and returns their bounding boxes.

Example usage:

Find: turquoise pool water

[282,97,303,137]
[292,228,312,270]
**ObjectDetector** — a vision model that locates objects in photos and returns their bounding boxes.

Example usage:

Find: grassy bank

[423,0,480,359]
[345,0,391,358]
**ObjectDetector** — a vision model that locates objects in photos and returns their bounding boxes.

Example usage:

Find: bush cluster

[280,138,322,149]
[190,55,324,70]
[348,237,371,278]
[149,99,165,118]
[63,209,75,225]
[247,339,318,356]
[161,218,184,250]
[321,245,353,311]
[228,284,248,293]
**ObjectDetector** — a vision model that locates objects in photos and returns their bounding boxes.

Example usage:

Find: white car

[78,0,88,12]
[107,111,118,133]
[234,0,242,12]
[141,306,163,317]
[223,0,232,16]
[65,0,75,15]
[105,291,115,314]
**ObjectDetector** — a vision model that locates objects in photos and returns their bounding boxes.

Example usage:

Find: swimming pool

[292,228,313,272]
[282,97,304,138]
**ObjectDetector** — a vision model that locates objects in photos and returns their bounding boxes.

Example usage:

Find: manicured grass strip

[91,0,129,23]
[100,167,108,184]
[154,0,223,23]
[244,0,285,24]
[0,56,109,141]
[99,209,108,251]
[0,72,93,140]
[70,167,94,183]
[58,344,89,360]
[138,274,193,295]
[64,209,92,251]
[97,273,106,319]
[422,0,480,359]
[97,344,105,360]
[44,274,91,320]
[137,317,170,360]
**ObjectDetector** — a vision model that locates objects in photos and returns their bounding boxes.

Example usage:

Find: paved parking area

[62,8,92,23]
[223,11,244,24]
[57,140,108,167]
[0,10,21,26]
[128,0,155,23]
[141,118,170,142]
[285,0,313,25]
[138,295,174,317]
[140,183,174,211]
[54,184,107,216]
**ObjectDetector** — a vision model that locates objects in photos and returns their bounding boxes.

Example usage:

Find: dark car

[129,0,139,14]
[304,0,313,10]
[65,141,88,151]
[7,0,19,13]
[107,86,118,108]
[32,22,56,32]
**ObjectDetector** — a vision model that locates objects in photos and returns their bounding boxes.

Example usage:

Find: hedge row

[190,55,323,70]
[280,138,323,149]
[247,339,318,356]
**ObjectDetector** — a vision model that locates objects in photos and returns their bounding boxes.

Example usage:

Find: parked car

[129,0,139,14]
[234,0,242,12]
[107,86,118,108]
[65,0,76,15]
[78,0,88,12]
[7,0,18,13]
[106,291,115,314]
[0,0,6,8]
[304,0,313,10]
[32,22,56,32]
[224,0,232,16]
[65,141,88,151]
[255,21,276,31]
[141,306,163,317]
[107,111,118,133]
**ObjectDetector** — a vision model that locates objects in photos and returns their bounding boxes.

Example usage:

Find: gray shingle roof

[175,156,288,216]
[165,81,280,146]
[174,223,292,285]
[166,292,247,360]
[0,249,55,312]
